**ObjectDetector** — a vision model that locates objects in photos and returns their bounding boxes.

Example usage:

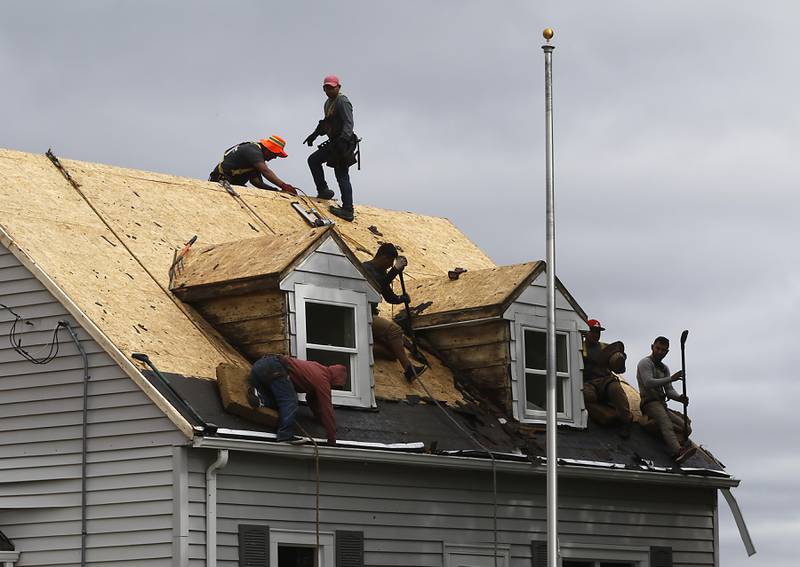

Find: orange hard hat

[260,135,288,158]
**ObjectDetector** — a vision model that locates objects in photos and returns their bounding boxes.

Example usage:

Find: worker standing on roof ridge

[209,137,300,195]
[303,74,358,222]
[636,336,696,464]
[581,319,633,438]
[362,243,426,382]
[248,354,346,446]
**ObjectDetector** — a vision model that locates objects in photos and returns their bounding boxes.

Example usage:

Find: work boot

[329,205,354,222]
[316,187,335,200]
[673,443,698,465]
[404,364,427,383]
[247,386,265,408]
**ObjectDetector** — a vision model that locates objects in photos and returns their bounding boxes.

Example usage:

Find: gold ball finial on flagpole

[543,28,554,42]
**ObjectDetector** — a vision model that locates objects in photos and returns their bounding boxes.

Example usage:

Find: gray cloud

[2,2,797,565]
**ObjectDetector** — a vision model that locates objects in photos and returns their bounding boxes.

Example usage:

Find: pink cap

[323,74,341,87]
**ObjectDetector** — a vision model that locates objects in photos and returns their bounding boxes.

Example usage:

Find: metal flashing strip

[193,436,739,488]
[212,427,425,451]
[721,488,757,556]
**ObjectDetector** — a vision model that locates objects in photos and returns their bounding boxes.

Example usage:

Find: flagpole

[542,26,559,567]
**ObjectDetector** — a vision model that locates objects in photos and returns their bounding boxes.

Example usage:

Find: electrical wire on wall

[0,303,67,364]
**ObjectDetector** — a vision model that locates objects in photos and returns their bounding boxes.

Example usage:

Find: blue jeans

[251,357,298,441]
[308,145,353,210]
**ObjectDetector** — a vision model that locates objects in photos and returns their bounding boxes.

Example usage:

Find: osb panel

[373,348,464,404]
[0,149,496,390]
[239,194,497,280]
[0,149,247,377]
[216,362,278,427]
[407,263,539,323]
[172,228,327,291]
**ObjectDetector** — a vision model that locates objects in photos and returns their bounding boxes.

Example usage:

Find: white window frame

[444,543,510,567]
[558,542,650,566]
[294,284,372,408]
[270,528,334,567]
[521,326,572,421]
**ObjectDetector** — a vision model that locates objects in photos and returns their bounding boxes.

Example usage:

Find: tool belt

[322,134,360,169]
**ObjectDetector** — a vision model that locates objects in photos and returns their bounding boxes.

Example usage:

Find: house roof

[0,148,729,481]
[0,148,481,406]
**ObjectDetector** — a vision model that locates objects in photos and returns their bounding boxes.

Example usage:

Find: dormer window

[522,328,571,419]
[294,284,372,407]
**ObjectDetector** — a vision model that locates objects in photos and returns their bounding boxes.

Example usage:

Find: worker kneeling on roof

[581,319,633,437]
[362,243,426,382]
[247,355,346,446]
[209,136,300,195]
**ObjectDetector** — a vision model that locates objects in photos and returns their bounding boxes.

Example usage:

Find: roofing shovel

[680,330,689,443]
[397,267,429,367]
[131,352,216,434]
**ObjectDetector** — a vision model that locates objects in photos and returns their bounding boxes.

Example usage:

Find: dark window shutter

[530,541,547,567]
[238,524,269,567]
[650,546,673,567]
[336,530,364,567]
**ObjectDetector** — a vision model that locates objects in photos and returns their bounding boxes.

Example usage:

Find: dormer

[404,262,590,427]
[170,227,380,408]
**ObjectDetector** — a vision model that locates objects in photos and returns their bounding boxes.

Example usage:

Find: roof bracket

[291,201,334,228]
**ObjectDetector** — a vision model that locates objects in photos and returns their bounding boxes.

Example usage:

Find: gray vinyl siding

[0,244,186,566]
[187,448,716,566]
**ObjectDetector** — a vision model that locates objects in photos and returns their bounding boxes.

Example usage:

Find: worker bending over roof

[209,136,300,195]
[636,336,696,464]
[247,355,346,446]
[304,74,358,222]
[362,243,426,382]
[581,319,633,437]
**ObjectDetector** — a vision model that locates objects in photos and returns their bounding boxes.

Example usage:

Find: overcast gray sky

[2,1,797,565]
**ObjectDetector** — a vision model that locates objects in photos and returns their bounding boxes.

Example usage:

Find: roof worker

[581,319,633,438]
[636,336,697,464]
[209,137,300,195]
[362,243,426,382]
[303,74,358,222]
[247,354,346,446]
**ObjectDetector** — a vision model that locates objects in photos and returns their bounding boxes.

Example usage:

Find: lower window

[271,529,334,567]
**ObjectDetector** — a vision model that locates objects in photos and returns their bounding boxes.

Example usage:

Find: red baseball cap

[323,74,341,87]
[587,319,606,331]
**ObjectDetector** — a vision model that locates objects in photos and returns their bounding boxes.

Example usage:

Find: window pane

[524,330,568,373]
[278,545,317,567]
[525,373,565,413]
[305,301,355,348]
[563,561,593,567]
[306,348,352,391]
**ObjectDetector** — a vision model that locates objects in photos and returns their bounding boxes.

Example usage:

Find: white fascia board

[192,435,740,489]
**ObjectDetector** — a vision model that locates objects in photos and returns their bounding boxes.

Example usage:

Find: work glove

[282,184,299,196]
[304,133,317,147]
[393,256,408,271]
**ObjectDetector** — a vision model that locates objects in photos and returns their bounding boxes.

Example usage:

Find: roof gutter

[192,436,739,489]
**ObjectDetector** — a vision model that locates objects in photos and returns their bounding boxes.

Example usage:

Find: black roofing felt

[143,370,724,474]
[0,530,14,551]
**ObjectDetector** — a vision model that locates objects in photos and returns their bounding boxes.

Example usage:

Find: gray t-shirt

[636,355,679,404]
